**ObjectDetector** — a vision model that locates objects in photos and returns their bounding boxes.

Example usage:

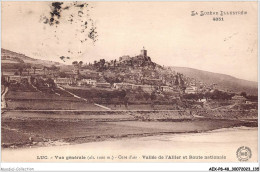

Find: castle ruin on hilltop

[119,47,152,66]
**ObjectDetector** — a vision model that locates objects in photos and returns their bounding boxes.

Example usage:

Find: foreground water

[2,127,258,162]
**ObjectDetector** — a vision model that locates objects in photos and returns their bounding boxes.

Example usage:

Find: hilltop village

[1,47,258,149]
[55,48,206,95]
[1,48,258,110]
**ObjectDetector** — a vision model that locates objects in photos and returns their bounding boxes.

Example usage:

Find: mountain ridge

[170,66,258,95]
[171,66,257,82]
[1,48,63,67]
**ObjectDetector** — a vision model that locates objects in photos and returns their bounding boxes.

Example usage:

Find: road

[1,86,8,109]
[4,109,188,112]
[57,85,111,110]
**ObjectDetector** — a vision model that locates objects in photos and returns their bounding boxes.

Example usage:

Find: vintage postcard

[0,0,258,170]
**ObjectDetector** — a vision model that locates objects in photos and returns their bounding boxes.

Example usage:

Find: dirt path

[30,83,42,92]
[57,85,88,101]
[57,85,111,110]
[1,85,5,95]
[1,86,8,109]
[212,103,238,110]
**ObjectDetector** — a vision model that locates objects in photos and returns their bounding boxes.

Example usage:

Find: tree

[246,95,258,101]
[210,89,233,100]
[100,59,105,69]
[49,65,58,71]
[21,78,29,86]
[150,91,157,101]
[79,61,83,67]
[14,71,19,75]
[143,93,150,101]
[180,77,185,87]
[32,66,37,74]
[18,66,24,76]
[23,64,31,75]
[113,60,117,67]
[183,93,199,100]
[59,72,67,78]
[118,90,127,100]
[136,86,143,93]
[76,73,84,80]
[72,61,80,74]
[150,91,157,108]
[46,78,55,89]
[94,60,97,67]
[25,63,31,69]
[240,92,247,98]
[197,93,204,100]
[43,66,47,75]
[48,65,59,76]
[205,91,211,100]
[174,76,179,85]
[124,97,129,108]
[72,61,78,66]
[135,94,143,101]
[1,74,7,86]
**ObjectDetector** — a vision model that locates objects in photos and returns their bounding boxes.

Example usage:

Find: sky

[2,1,258,82]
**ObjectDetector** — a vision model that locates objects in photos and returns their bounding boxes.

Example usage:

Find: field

[5,87,179,110]
[194,109,258,120]
[2,60,20,63]
[6,100,105,110]
[2,82,258,149]
[104,104,181,110]
[2,111,135,121]
[6,91,77,101]
[5,84,107,110]
[1,128,40,146]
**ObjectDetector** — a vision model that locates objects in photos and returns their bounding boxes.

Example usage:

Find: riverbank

[1,113,257,149]
[1,127,258,162]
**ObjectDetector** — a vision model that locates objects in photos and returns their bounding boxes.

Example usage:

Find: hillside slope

[1,48,63,67]
[171,66,258,95]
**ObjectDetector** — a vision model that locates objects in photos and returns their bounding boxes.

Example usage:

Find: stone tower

[140,47,147,58]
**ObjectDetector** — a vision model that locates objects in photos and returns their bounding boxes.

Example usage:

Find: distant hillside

[1,48,62,67]
[171,66,258,95]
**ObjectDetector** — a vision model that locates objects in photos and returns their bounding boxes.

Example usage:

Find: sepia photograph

[0,0,258,167]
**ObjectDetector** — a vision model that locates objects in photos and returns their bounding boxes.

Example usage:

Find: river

[1,127,258,162]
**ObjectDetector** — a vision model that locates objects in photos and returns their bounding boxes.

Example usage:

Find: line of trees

[183,89,235,100]
[240,92,258,102]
